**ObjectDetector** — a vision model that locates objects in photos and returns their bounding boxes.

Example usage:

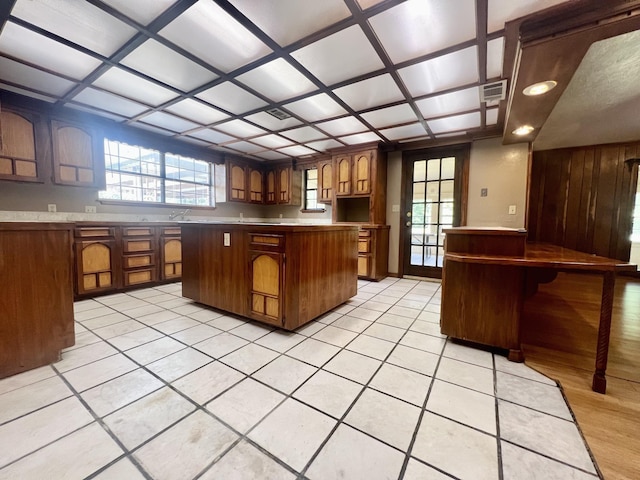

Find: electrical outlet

[85,206,97,213]
[47,204,57,212]
[392,204,400,213]
[480,188,488,197]
[508,205,517,215]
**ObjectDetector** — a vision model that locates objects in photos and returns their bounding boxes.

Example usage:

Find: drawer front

[249,233,285,251]
[123,238,153,252]
[124,254,153,268]
[122,227,153,237]
[162,227,181,236]
[124,268,156,286]
[358,238,371,253]
[357,255,371,277]
[75,227,115,238]
[358,229,372,238]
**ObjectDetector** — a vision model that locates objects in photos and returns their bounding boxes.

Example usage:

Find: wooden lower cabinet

[1,223,74,378]
[74,223,181,297]
[250,251,283,325]
[358,225,389,281]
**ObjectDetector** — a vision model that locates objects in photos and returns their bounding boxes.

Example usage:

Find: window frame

[300,166,325,213]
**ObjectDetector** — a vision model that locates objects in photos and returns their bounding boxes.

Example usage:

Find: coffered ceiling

[0,0,615,161]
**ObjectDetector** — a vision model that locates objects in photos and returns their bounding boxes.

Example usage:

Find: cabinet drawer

[357,255,371,277]
[122,227,153,237]
[249,233,285,251]
[358,229,372,238]
[162,227,181,236]
[123,238,153,252]
[75,227,115,238]
[124,268,156,286]
[124,254,153,268]
[358,238,371,253]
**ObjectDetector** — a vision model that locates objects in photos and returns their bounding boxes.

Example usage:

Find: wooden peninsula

[181,222,358,330]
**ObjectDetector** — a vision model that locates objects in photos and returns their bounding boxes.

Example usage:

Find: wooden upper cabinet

[318,159,333,203]
[335,155,352,196]
[228,162,247,201]
[278,167,290,203]
[0,109,40,182]
[353,151,371,195]
[51,120,104,188]
[249,167,264,203]
[264,165,301,206]
[265,170,276,204]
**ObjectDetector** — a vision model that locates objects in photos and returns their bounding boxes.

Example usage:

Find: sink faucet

[169,208,190,220]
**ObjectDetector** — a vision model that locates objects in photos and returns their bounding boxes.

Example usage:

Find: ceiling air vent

[479,80,507,103]
[266,107,292,120]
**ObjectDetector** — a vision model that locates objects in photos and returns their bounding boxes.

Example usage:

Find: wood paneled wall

[528,142,640,260]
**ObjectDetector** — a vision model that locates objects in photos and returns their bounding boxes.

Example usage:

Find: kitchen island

[181,222,359,330]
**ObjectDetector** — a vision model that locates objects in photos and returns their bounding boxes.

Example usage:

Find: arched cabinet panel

[51,120,104,188]
[250,252,283,325]
[0,109,40,182]
[76,240,115,294]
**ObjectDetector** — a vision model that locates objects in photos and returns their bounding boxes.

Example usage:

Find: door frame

[398,144,470,279]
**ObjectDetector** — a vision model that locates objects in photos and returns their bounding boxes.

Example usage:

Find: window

[303,167,322,211]
[100,139,219,207]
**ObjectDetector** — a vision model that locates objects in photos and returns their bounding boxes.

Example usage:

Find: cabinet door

[161,227,182,280]
[318,160,333,203]
[249,168,264,203]
[278,167,290,204]
[228,164,247,201]
[265,170,276,204]
[51,120,104,188]
[0,110,40,183]
[353,151,371,195]
[249,251,283,326]
[76,239,117,295]
[335,155,351,196]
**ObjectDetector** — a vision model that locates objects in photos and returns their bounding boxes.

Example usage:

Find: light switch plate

[223,232,231,247]
[508,205,516,215]
[85,206,97,213]
[392,204,400,213]
[47,204,57,212]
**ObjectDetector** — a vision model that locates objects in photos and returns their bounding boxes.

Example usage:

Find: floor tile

[126,337,186,365]
[403,458,452,479]
[220,343,279,374]
[346,334,395,360]
[362,322,406,342]
[255,330,306,353]
[0,396,94,468]
[73,299,103,312]
[306,424,405,480]
[74,306,116,322]
[443,341,494,368]
[200,440,296,480]
[497,371,572,420]
[206,378,285,433]
[92,457,147,480]
[400,331,446,354]
[206,315,247,331]
[228,322,274,341]
[346,307,383,321]
[81,368,164,417]
[248,398,336,472]
[187,308,224,322]
[370,294,400,305]
[369,363,431,407]
[172,361,244,405]
[412,412,499,480]
[333,304,356,315]
[103,387,195,450]
[323,350,382,385]
[0,422,123,480]
[409,320,446,338]
[63,353,138,392]
[417,310,440,324]
[315,311,342,324]
[331,315,373,333]
[375,312,415,329]
[360,300,392,312]
[146,348,212,383]
[387,344,439,376]
[294,321,326,337]
[436,357,494,395]
[293,370,363,419]
[345,388,420,450]
[426,379,497,435]
[498,399,596,473]
[0,375,72,424]
[134,410,237,480]
[286,338,340,367]
[93,319,145,340]
[119,304,165,318]
[62,330,102,351]
[0,365,56,396]
[494,355,556,385]
[395,298,427,310]
[311,325,358,347]
[501,440,598,480]
[194,332,248,358]
[135,309,183,326]
[387,305,421,319]
[170,324,222,345]
[55,342,119,373]
[153,316,200,335]
[109,327,165,351]
[253,356,317,394]
[170,303,205,316]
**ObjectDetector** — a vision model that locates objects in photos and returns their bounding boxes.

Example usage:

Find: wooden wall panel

[529,141,640,260]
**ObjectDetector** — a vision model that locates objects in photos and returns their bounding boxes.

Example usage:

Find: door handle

[406,221,412,227]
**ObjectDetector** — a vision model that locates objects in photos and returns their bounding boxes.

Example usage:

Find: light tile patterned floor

[0,278,600,480]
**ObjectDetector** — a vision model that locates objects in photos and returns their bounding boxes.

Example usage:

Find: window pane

[441,157,455,179]
[426,182,439,202]
[425,202,439,223]
[413,160,426,182]
[440,180,454,202]
[412,203,425,224]
[413,182,425,202]
[426,159,440,180]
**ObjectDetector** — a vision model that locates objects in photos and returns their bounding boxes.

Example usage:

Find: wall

[385,138,529,275]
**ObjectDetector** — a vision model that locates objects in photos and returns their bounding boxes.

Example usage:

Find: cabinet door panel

[250,252,283,325]
[278,167,290,203]
[51,121,103,188]
[162,238,182,280]
[336,156,351,196]
[249,168,264,203]
[229,164,247,201]
[319,161,333,203]
[353,153,371,195]
[0,110,39,182]
[266,170,276,204]
[76,240,116,294]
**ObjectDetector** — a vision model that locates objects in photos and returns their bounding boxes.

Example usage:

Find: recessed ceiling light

[523,80,557,96]
[512,125,535,136]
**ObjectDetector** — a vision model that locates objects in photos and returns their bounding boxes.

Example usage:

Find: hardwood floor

[522,272,640,480]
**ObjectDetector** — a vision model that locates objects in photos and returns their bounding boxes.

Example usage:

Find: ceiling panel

[0,22,102,80]
[486,108,499,125]
[278,145,316,156]
[0,83,55,102]
[333,74,405,111]
[305,138,344,151]
[139,111,200,133]
[229,0,351,47]
[487,0,568,34]
[165,99,229,125]
[316,116,367,136]
[486,37,505,79]
[254,150,290,161]
[213,119,267,138]
[196,82,267,115]
[427,111,481,134]
[370,0,476,64]
[72,87,149,117]
[339,132,382,145]
[121,39,218,92]
[244,111,303,131]
[0,56,74,96]
[379,123,427,141]
[283,93,347,122]
[360,104,419,129]
[188,129,237,144]
[399,46,479,97]
[93,67,178,107]
[251,134,294,149]
[357,0,386,10]
[236,58,318,102]
[291,25,385,86]
[159,0,271,74]
[416,87,480,119]
[224,141,265,154]
[11,0,136,57]
[100,0,176,26]
[281,126,327,143]
[68,103,126,122]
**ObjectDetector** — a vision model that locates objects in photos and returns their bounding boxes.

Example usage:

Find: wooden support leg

[592,271,615,394]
